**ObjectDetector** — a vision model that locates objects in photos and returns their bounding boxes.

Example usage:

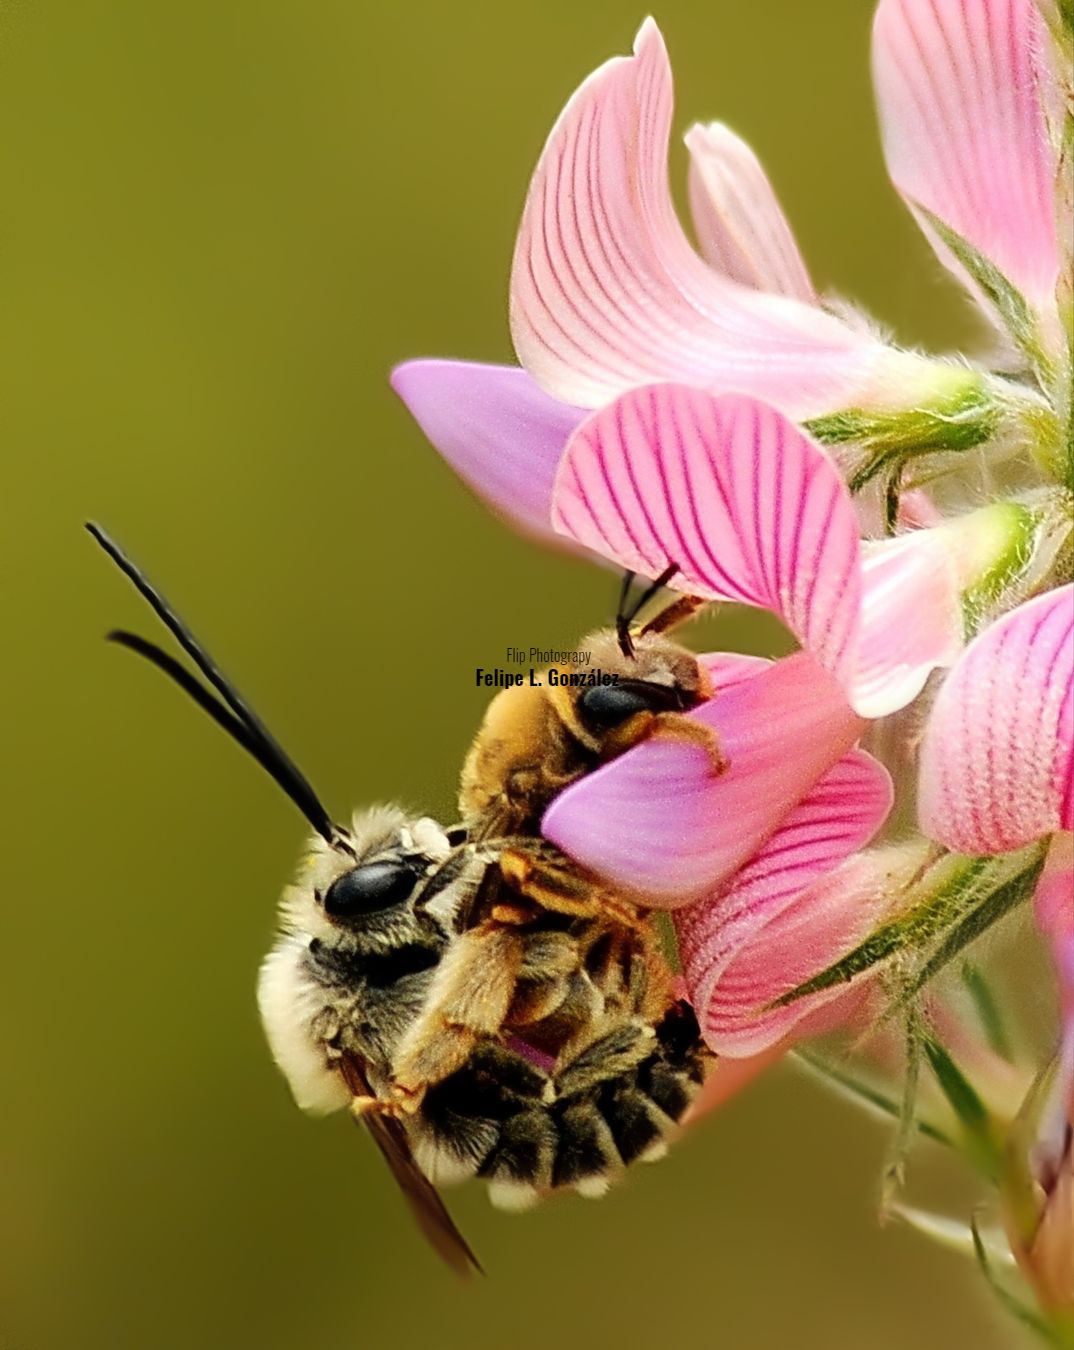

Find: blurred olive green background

[0,2,1011,1348]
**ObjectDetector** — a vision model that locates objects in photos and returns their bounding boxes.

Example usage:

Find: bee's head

[542,564,712,751]
[257,807,459,1117]
[280,805,457,948]
[551,626,712,751]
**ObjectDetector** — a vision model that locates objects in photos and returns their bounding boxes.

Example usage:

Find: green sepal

[768,854,987,1007]
[892,848,1046,1008]
[959,501,1043,638]
[1002,1051,1064,1249]
[807,375,999,497]
[769,847,1043,1011]
[916,205,1055,384]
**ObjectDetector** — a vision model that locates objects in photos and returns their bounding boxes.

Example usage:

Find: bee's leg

[637,593,707,636]
[600,710,728,777]
[498,846,645,930]
[554,1018,659,1097]
[472,763,584,840]
[389,922,528,1108]
[508,931,586,1027]
[587,923,675,1025]
[547,1020,670,1198]
[348,1093,405,1120]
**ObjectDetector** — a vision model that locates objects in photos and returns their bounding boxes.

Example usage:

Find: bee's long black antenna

[615,563,680,657]
[615,570,637,658]
[86,523,345,850]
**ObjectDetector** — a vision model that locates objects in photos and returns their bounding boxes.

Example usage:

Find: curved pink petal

[675,756,894,1055]
[685,121,816,302]
[390,359,583,546]
[552,384,961,717]
[679,834,909,1058]
[855,531,964,717]
[510,18,890,419]
[553,386,863,678]
[542,651,867,906]
[919,585,1074,854]
[873,0,1060,319]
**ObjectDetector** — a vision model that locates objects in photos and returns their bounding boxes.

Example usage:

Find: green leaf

[923,1036,1004,1180]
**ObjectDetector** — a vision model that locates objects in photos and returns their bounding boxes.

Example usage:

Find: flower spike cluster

[393,0,1073,1329]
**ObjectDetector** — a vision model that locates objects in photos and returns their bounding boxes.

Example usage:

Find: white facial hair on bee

[257,805,456,1115]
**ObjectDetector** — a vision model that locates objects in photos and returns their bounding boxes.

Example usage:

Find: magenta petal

[919,585,1074,854]
[510,18,882,419]
[390,359,584,545]
[552,385,864,690]
[542,651,866,906]
[678,831,906,1060]
[873,0,1060,321]
[685,121,816,302]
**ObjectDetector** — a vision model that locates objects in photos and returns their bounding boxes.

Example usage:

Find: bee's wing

[338,1054,483,1280]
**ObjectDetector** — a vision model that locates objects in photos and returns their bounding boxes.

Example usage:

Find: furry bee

[87,526,708,1277]
[383,569,720,1114]
[261,806,707,1216]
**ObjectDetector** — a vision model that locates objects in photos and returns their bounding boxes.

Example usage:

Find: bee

[86,526,708,1276]
[460,565,723,839]
[384,568,720,1116]
[262,809,707,1215]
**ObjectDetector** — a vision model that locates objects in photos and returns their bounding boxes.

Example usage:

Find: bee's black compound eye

[577,679,688,730]
[322,860,421,919]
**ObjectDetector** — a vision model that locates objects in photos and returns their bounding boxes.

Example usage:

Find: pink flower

[508,18,906,418]
[393,3,1061,533]
[537,383,963,1052]
[918,586,1074,1309]
[390,4,1066,1064]
[916,578,1073,1045]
